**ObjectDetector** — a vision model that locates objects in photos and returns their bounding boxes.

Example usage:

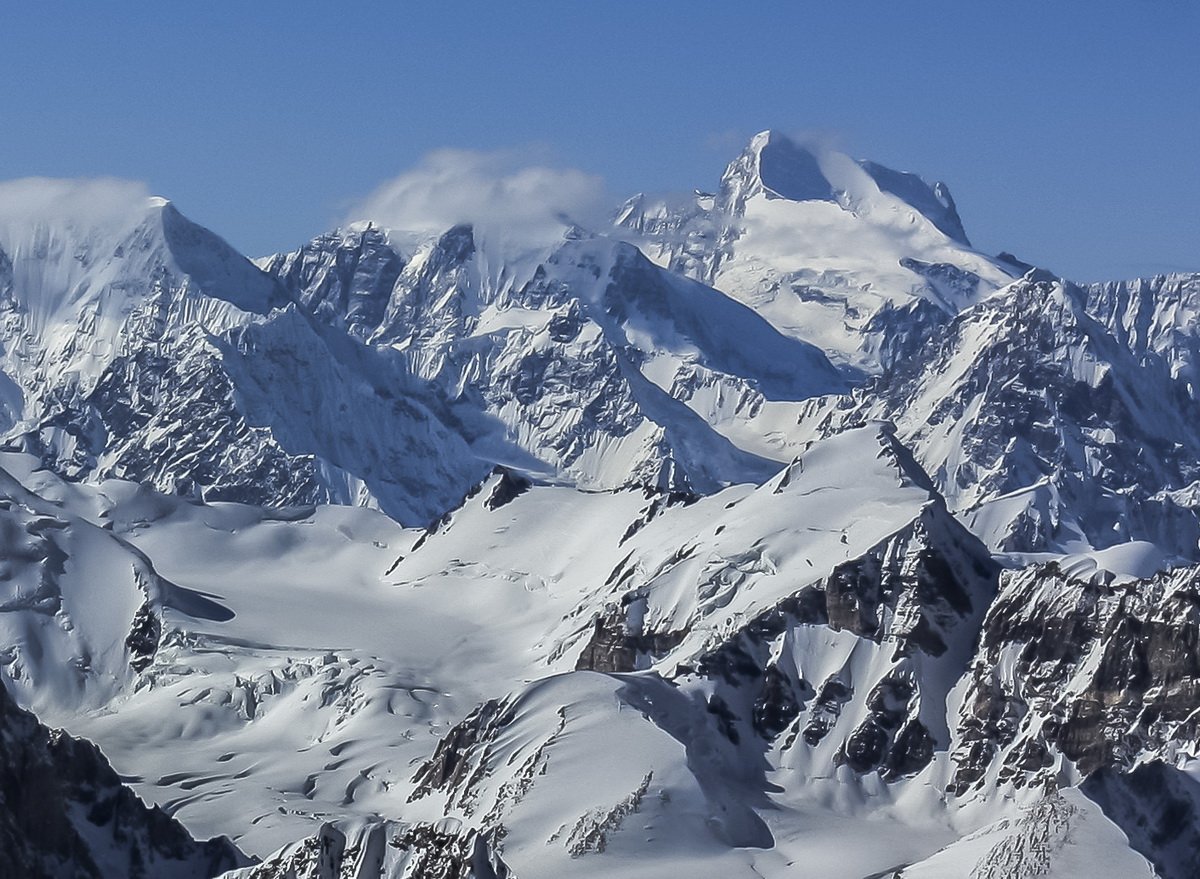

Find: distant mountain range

[0,131,1196,878]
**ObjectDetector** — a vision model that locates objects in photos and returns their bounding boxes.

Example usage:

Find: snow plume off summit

[0,131,1196,879]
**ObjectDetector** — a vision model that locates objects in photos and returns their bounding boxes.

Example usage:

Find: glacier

[0,131,1196,877]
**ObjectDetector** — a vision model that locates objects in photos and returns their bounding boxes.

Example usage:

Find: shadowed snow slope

[0,676,247,879]
[0,425,1123,877]
[0,144,1197,877]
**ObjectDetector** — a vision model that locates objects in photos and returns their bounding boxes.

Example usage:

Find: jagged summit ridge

[797,269,1200,558]
[0,139,1198,878]
[0,188,852,522]
[263,220,847,498]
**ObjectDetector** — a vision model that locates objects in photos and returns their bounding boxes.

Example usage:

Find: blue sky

[2,1,1197,281]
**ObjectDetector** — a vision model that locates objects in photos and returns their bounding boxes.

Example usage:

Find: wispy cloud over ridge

[345,148,610,247]
[0,177,153,233]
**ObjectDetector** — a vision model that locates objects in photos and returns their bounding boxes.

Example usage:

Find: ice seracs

[0,139,1198,877]
[0,621,247,879]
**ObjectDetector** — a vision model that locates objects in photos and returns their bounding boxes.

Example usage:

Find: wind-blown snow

[0,131,1196,878]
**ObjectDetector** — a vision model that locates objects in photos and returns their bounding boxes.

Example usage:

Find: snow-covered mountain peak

[2,149,1199,877]
[0,177,156,241]
[616,132,1014,373]
[0,191,288,452]
[716,130,970,246]
[0,187,282,336]
[855,160,969,245]
[718,130,837,214]
[152,199,284,314]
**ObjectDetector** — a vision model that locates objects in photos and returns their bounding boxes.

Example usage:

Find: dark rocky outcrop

[951,562,1200,793]
[410,698,514,807]
[264,225,404,340]
[687,505,997,781]
[0,681,247,879]
[483,469,532,512]
[574,603,685,673]
[225,819,512,879]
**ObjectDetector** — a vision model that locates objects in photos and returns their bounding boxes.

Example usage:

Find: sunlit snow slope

[0,134,1198,878]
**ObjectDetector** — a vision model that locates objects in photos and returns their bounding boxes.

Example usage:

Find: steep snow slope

[896,789,1154,879]
[402,671,776,879]
[798,269,1200,557]
[0,191,280,444]
[0,677,247,879]
[382,426,1013,877]
[0,461,187,715]
[0,421,1171,876]
[0,187,853,520]
[618,130,1014,373]
[1082,762,1200,879]
[0,187,280,360]
[266,223,845,490]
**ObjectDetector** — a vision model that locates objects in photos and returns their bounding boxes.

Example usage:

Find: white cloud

[345,149,609,247]
[0,176,153,233]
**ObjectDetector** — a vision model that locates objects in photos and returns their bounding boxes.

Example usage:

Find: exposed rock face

[526,426,1000,786]
[409,698,514,809]
[31,333,330,507]
[261,225,404,340]
[124,601,162,674]
[573,606,685,674]
[390,822,512,879]
[801,271,1200,556]
[0,201,470,524]
[0,204,403,518]
[0,681,246,879]
[950,562,1200,794]
[1086,272,1200,402]
[263,224,842,498]
[483,469,531,511]
[220,818,512,879]
[689,505,997,779]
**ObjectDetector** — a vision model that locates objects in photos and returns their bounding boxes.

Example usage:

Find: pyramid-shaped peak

[727,130,837,205]
[717,130,971,245]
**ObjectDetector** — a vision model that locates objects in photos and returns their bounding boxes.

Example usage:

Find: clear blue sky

[2,1,1197,281]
